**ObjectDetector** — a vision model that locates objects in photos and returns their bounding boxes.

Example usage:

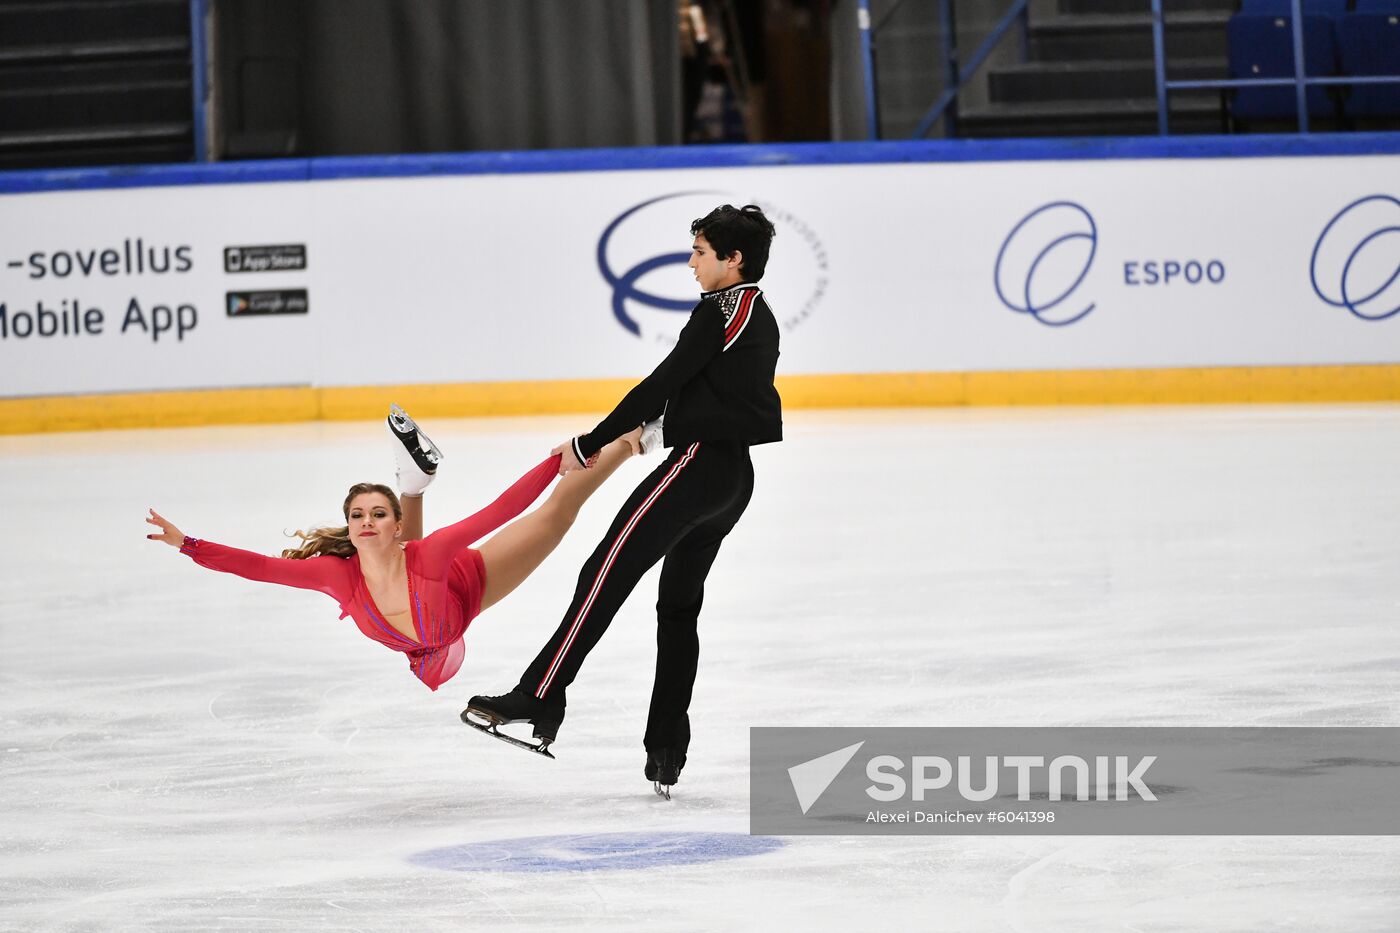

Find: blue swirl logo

[1310,195,1400,322]
[994,201,1098,327]
[597,192,827,340]
[597,191,713,337]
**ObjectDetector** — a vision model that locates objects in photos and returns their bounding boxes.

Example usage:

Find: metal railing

[1151,0,1400,134]
[857,0,1030,140]
[190,0,210,161]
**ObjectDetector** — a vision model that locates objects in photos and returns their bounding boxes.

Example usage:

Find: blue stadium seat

[1353,0,1400,11]
[1338,13,1400,116]
[1228,13,1341,120]
[1239,0,1348,14]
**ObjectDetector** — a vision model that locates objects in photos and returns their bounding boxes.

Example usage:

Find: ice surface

[2,406,1399,931]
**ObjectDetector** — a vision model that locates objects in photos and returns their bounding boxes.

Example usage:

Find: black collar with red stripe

[700,282,761,300]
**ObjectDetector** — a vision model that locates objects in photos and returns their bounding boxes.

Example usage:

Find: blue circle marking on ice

[1310,194,1400,322]
[994,201,1098,327]
[410,831,785,873]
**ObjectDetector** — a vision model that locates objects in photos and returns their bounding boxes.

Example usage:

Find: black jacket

[575,282,783,460]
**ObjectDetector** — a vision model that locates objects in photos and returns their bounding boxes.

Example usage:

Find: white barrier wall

[1,153,1398,398]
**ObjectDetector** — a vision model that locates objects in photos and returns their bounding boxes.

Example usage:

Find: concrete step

[0,58,190,92]
[0,36,189,66]
[1029,11,1230,60]
[989,57,1226,102]
[0,139,190,170]
[956,95,1227,136]
[0,80,190,131]
[1058,0,1234,14]
[0,0,187,49]
[0,121,191,150]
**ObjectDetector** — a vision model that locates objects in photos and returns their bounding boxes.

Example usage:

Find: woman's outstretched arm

[401,494,424,542]
[146,508,350,599]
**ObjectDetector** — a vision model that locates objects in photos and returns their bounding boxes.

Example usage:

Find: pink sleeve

[417,455,561,568]
[179,537,350,601]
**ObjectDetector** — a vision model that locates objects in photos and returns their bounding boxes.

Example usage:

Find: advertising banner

[2,155,1398,398]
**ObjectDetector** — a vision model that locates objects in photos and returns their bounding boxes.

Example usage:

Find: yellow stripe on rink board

[313,379,638,422]
[0,379,640,436]
[776,365,1400,407]
[2,366,1399,435]
[0,386,319,434]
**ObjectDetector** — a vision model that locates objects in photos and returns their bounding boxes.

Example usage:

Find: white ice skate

[638,415,665,456]
[387,404,443,496]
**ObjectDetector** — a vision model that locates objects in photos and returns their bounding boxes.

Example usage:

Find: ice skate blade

[387,405,443,471]
[461,711,556,759]
[654,781,672,800]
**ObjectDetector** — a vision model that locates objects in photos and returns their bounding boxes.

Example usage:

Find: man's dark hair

[691,204,777,282]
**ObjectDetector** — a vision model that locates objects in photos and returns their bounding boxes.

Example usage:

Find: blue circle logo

[597,192,827,341]
[994,201,1098,327]
[410,831,785,873]
[597,191,712,337]
[1310,194,1400,322]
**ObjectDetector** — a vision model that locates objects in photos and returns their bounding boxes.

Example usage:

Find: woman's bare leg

[477,437,635,612]
[401,493,424,542]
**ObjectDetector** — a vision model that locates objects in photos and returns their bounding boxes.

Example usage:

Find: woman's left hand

[145,509,185,547]
[551,440,588,475]
[620,425,643,456]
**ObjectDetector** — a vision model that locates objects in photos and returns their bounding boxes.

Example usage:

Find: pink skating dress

[179,456,560,690]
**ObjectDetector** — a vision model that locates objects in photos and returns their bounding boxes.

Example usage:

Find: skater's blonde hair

[282,483,402,559]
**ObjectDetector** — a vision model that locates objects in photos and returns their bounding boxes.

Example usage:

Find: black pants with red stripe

[516,440,755,755]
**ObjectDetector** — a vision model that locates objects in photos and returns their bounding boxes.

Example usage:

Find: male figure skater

[465,203,782,796]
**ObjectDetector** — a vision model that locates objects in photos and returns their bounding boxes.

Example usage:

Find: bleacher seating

[1338,12,1400,118]
[1227,0,1400,127]
[0,0,194,169]
[1238,0,1347,13]
[1227,13,1340,122]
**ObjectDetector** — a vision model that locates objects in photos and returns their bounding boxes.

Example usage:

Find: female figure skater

[146,407,642,733]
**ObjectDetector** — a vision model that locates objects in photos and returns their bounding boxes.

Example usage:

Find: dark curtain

[215,0,681,157]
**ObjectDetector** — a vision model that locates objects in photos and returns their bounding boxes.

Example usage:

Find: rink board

[1,136,1398,431]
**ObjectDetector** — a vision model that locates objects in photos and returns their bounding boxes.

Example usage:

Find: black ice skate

[387,404,444,496]
[461,690,562,759]
[645,748,686,800]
